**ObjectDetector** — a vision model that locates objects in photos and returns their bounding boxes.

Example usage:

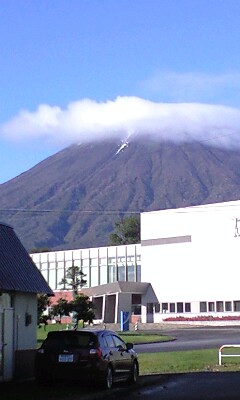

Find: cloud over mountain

[1,97,240,148]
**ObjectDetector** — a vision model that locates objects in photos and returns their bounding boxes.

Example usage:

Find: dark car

[35,329,139,389]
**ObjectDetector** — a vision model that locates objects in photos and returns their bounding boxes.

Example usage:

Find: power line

[0,208,141,215]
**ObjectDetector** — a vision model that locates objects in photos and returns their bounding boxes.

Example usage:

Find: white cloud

[1,96,240,148]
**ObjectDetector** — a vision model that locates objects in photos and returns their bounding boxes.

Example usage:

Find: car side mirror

[126,342,133,350]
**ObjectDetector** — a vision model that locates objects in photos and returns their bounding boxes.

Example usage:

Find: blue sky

[1,0,240,183]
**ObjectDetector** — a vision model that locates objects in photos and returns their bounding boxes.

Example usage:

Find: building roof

[82,281,151,297]
[0,223,54,295]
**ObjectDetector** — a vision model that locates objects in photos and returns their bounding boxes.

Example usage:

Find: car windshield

[42,332,98,350]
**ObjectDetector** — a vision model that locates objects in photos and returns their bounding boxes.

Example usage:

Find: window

[162,303,168,313]
[127,264,135,282]
[185,303,191,312]
[99,258,107,285]
[200,302,207,312]
[132,294,141,315]
[112,335,126,350]
[208,302,215,312]
[90,265,98,287]
[234,301,240,312]
[132,305,141,315]
[104,335,115,348]
[132,294,141,304]
[216,301,224,312]
[170,303,175,313]
[127,256,135,282]
[177,303,183,313]
[108,257,116,283]
[225,301,232,312]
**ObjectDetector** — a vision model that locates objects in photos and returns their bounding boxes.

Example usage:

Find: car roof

[47,329,117,336]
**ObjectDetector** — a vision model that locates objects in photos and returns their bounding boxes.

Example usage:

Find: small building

[0,222,53,382]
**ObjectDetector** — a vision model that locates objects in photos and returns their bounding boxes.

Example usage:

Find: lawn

[37,323,172,347]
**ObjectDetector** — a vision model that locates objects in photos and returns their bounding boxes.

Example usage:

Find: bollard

[134,321,138,331]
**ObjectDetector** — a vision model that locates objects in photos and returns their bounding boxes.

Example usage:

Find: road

[134,325,240,353]
[110,372,240,400]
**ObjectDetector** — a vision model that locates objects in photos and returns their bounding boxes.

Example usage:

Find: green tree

[30,247,51,253]
[59,263,87,297]
[59,263,88,329]
[109,215,140,245]
[51,298,70,323]
[69,294,95,328]
[37,294,51,325]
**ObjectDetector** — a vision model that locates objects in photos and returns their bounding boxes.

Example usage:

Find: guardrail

[218,344,240,366]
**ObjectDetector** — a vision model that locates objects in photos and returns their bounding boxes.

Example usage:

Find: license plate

[58,354,74,363]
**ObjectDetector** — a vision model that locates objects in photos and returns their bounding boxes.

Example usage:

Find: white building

[31,200,240,324]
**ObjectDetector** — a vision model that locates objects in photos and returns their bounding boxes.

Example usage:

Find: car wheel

[129,360,139,384]
[103,366,113,390]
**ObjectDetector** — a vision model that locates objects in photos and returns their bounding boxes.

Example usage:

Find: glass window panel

[109,265,116,283]
[100,265,108,285]
[127,265,135,282]
[170,303,175,313]
[162,303,168,312]
[66,260,73,268]
[185,303,191,312]
[49,269,56,290]
[73,259,81,268]
[132,294,141,304]
[225,301,232,311]
[90,258,98,267]
[82,258,89,267]
[117,265,125,281]
[82,267,90,288]
[117,256,125,263]
[56,269,64,289]
[132,305,141,315]
[41,262,48,271]
[99,257,107,266]
[177,303,183,313]
[90,266,98,287]
[41,269,48,283]
[137,264,141,282]
[200,302,207,312]
[208,302,215,312]
[216,301,224,312]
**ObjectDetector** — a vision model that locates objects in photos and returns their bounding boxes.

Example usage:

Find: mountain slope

[1,138,240,251]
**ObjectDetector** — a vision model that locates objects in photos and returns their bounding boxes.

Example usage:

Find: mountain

[1,137,240,251]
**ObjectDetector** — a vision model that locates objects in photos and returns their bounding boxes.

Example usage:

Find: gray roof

[0,223,53,295]
[83,281,151,297]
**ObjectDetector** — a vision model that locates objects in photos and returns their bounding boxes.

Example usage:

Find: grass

[139,348,240,374]
[37,323,172,347]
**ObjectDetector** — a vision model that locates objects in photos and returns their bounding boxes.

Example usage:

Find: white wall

[141,201,240,305]
[13,293,37,350]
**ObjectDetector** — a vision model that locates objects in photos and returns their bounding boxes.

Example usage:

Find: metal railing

[218,344,240,366]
